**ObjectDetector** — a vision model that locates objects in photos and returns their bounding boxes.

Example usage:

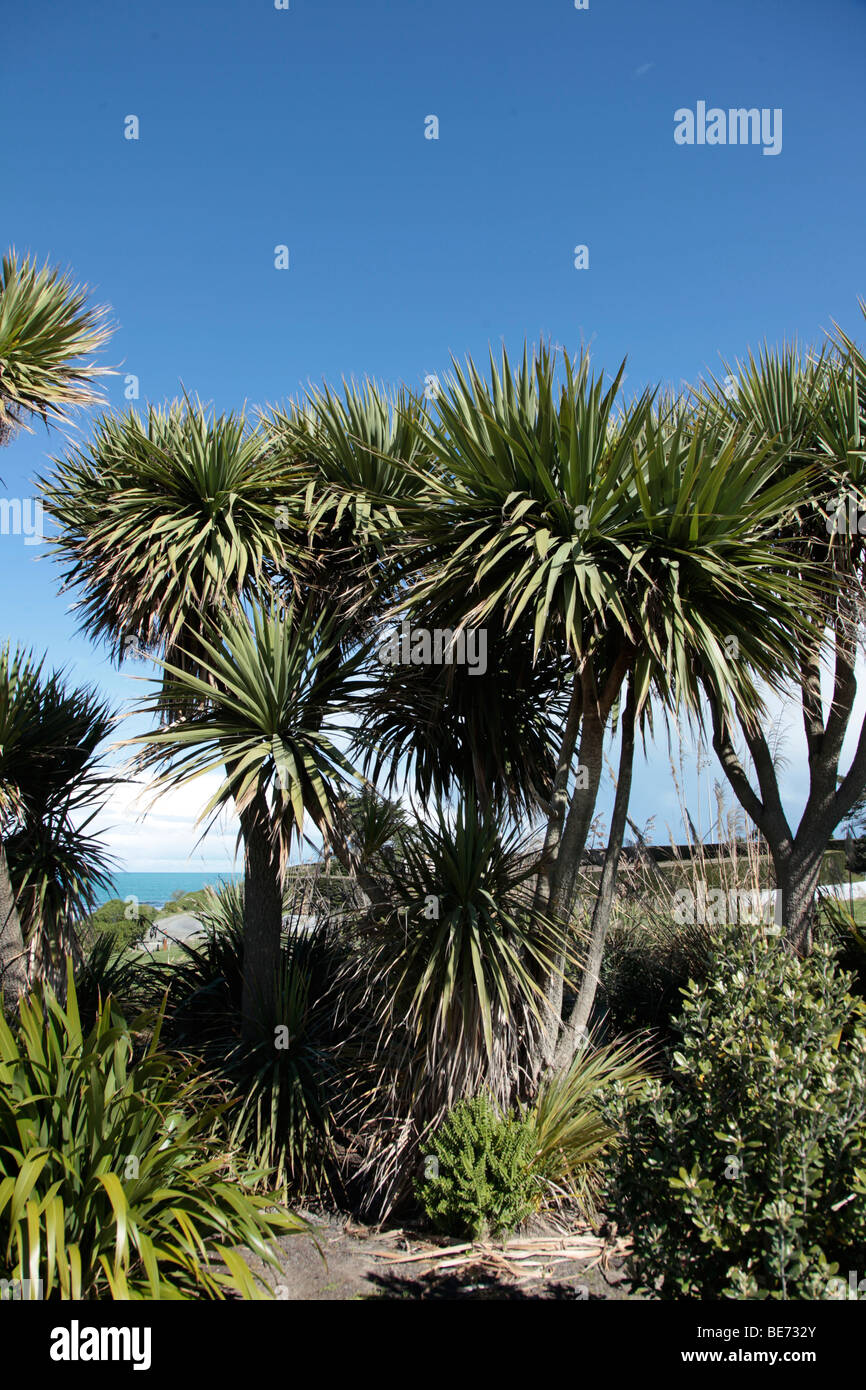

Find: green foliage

[261,378,429,613]
[370,796,572,1108]
[72,930,163,1023]
[328,795,582,1218]
[226,926,339,1198]
[0,248,111,435]
[132,597,365,873]
[416,1038,651,1238]
[340,788,409,869]
[527,1035,652,1219]
[417,1094,540,1240]
[155,887,214,919]
[816,893,866,999]
[606,926,866,1299]
[39,398,294,681]
[600,909,719,1039]
[412,344,819,727]
[0,965,306,1299]
[88,897,157,927]
[0,645,117,968]
[85,897,156,950]
[819,849,851,884]
[160,883,340,1198]
[166,883,246,1043]
[356,616,570,822]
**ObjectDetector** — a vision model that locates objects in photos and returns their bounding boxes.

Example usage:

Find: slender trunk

[531,675,584,919]
[536,697,606,1070]
[549,694,606,920]
[239,792,283,1044]
[774,839,825,956]
[326,815,392,917]
[709,589,866,956]
[555,675,637,1068]
[0,841,28,1012]
[548,651,631,923]
[530,653,629,1076]
[524,674,583,1080]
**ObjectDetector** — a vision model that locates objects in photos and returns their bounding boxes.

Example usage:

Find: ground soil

[243,1210,642,1300]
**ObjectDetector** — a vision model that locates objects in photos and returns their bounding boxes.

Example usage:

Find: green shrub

[155,887,214,920]
[417,1094,540,1240]
[819,848,855,885]
[605,926,866,1299]
[529,1034,652,1219]
[226,925,339,1199]
[600,909,719,1039]
[85,897,156,950]
[164,883,246,1044]
[816,893,866,998]
[161,885,340,1198]
[73,930,164,1021]
[0,964,306,1299]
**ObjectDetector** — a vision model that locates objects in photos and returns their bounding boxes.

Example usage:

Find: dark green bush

[599,910,719,1039]
[417,1094,540,1239]
[606,926,866,1299]
[85,896,156,949]
[816,893,866,999]
[162,884,342,1198]
[155,887,213,919]
[73,930,165,1021]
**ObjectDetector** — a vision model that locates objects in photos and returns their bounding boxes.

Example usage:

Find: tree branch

[708,696,767,832]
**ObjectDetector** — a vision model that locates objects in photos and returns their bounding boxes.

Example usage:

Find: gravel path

[139,912,203,950]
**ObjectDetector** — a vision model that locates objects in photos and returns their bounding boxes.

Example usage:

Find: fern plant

[416,1094,540,1240]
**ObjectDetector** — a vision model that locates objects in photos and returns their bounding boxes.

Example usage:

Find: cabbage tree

[700,329,866,952]
[132,599,365,1039]
[402,346,823,1068]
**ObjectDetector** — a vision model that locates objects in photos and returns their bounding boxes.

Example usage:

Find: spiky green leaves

[261,379,432,621]
[410,344,824,726]
[132,600,366,876]
[0,249,112,435]
[0,968,305,1299]
[39,399,299,677]
[0,646,116,961]
[413,346,647,661]
[262,378,429,542]
[365,798,576,1104]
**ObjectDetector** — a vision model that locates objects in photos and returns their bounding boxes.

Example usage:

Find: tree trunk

[773,839,826,956]
[0,841,28,1012]
[708,589,866,956]
[528,651,631,1076]
[536,694,606,1069]
[548,695,606,919]
[530,676,584,919]
[523,676,584,1078]
[239,792,283,1045]
[555,675,637,1068]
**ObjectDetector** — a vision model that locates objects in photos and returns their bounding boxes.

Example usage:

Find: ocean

[94,871,243,910]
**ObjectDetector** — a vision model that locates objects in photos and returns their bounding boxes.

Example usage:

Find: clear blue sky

[2,0,865,866]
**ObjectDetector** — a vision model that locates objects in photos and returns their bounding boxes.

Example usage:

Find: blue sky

[2,0,865,869]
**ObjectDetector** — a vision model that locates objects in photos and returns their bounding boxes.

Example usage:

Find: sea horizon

[94,870,243,911]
